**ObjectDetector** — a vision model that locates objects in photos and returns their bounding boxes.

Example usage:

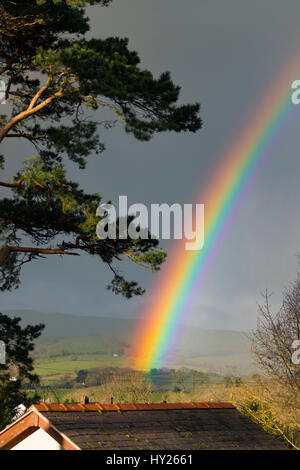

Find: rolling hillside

[3,309,134,339]
[3,309,256,376]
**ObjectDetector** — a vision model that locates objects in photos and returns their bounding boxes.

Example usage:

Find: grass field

[35,357,126,375]
[33,334,129,384]
[34,333,128,357]
[35,355,129,385]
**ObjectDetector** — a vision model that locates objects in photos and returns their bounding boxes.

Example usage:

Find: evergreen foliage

[0,0,202,296]
[0,312,44,430]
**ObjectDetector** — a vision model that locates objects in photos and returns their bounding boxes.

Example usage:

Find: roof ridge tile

[32,401,235,412]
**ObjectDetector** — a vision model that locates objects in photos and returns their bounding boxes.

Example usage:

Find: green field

[33,334,129,385]
[35,356,127,375]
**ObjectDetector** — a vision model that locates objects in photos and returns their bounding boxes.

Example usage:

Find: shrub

[239,394,299,450]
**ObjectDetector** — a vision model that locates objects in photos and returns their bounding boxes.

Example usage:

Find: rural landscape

[2,306,300,450]
[0,0,300,455]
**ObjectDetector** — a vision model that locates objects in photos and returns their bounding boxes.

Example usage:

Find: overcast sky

[1,0,300,332]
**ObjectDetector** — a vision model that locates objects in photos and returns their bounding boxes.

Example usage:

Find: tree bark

[0,246,79,266]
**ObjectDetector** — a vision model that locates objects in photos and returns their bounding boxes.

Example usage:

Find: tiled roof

[30,402,287,450]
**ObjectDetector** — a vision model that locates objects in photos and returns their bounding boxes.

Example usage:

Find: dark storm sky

[1,0,300,331]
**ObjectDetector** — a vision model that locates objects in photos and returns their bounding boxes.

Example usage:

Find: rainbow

[131,52,300,370]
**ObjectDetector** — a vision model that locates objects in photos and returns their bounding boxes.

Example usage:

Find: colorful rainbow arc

[131,51,300,370]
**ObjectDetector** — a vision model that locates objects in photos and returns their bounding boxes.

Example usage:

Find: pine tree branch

[27,72,53,110]
[0,87,64,143]
[0,178,23,188]
[0,246,79,267]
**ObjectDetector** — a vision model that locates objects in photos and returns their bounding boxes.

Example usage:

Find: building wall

[11,428,62,450]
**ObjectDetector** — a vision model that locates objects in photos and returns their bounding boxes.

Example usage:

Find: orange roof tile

[30,401,235,413]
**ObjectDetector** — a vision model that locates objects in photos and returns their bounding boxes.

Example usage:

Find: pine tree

[0,312,44,430]
[0,0,202,297]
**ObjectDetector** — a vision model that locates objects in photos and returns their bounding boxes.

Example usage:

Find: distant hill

[3,309,134,339]
[171,327,256,375]
[3,309,256,375]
